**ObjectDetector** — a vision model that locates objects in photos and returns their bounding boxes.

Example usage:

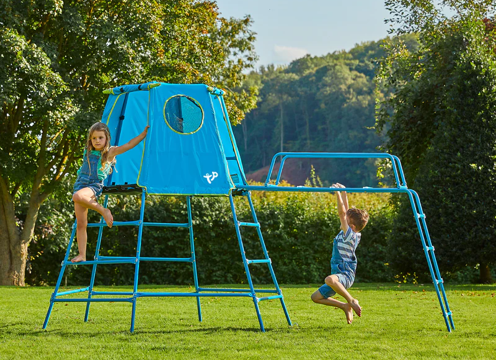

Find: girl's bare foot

[71,254,86,263]
[343,303,354,324]
[103,209,113,228]
[350,298,362,317]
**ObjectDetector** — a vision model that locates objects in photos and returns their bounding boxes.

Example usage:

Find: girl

[71,122,149,263]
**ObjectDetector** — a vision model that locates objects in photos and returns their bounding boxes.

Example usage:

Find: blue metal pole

[229,194,265,332]
[43,221,77,329]
[187,196,202,322]
[246,191,292,326]
[84,194,109,322]
[130,189,147,333]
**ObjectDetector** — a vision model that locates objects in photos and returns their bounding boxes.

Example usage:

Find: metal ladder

[228,191,292,332]
[406,189,455,332]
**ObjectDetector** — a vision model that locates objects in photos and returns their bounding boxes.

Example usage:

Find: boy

[311,183,369,324]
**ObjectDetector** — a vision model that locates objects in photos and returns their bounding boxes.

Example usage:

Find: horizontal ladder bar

[87,220,140,227]
[238,222,260,227]
[258,295,283,302]
[87,221,189,228]
[143,222,189,228]
[92,291,134,296]
[136,292,253,298]
[247,259,271,264]
[53,298,133,303]
[198,287,278,293]
[139,257,193,262]
[55,287,90,297]
[63,259,136,266]
[68,256,194,264]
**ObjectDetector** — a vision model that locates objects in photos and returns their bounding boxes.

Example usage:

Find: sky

[214,0,391,68]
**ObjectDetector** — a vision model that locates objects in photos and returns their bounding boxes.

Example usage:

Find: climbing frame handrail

[264,152,407,188]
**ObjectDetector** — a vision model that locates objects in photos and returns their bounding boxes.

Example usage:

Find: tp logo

[204,172,218,184]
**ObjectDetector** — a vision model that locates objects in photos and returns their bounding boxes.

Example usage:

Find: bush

[28,183,397,286]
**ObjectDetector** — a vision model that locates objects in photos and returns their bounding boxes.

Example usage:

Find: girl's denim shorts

[73,178,104,198]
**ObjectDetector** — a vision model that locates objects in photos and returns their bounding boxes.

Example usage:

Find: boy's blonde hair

[86,122,114,175]
[346,207,369,232]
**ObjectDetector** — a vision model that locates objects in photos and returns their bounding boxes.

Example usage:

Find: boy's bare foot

[350,298,362,317]
[71,254,86,263]
[343,303,354,324]
[103,208,113,228]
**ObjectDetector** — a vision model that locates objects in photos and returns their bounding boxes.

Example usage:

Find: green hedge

[27,185,396,286]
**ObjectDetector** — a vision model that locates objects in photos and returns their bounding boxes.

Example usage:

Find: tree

[234,44,392,187]
[376,0,496,283]
[0,0,257,286]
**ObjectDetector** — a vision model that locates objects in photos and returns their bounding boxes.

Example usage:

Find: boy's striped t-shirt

[334,227,361,261]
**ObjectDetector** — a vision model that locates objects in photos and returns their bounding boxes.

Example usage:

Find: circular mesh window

[164,95,203,134]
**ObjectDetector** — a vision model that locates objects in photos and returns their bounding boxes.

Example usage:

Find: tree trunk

[0,197,26,286]
[479,263,493,284]
[0,200,13,285]
[0,179,42,286]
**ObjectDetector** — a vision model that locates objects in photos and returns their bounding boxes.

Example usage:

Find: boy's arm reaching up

[109,125,149,159]
[332,183,349,233]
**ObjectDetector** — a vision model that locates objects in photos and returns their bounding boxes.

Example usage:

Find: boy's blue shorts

[318,273,355,298]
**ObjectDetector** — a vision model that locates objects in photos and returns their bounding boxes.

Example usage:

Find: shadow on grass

[19,325,277,338]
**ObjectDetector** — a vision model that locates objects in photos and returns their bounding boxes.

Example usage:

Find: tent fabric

[100,83,237,196]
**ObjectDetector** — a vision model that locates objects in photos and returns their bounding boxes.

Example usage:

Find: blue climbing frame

[42,81,453,333]
[237,152,455,332]
[42,151,455,333]
[42,188,292,332]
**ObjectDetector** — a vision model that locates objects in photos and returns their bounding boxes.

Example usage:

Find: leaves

[376,1,496,281]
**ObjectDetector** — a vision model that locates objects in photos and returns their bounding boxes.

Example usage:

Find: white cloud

[273,45,308,64]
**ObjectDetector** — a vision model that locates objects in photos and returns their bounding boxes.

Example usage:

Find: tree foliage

[233,38,417,187]
[376,0,496,283]
[0,0,257,285]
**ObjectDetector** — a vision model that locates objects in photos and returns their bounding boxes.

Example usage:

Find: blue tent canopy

[102,82,245,195]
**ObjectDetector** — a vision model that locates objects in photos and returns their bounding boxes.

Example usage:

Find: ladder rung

[198,287,277,293]
[63,258,136,266]
[139,257,193,262]
[426,246,435,251]
[55,287,90,296]
[258,295,283,302]
[143,222,189,228]
[416,213,426,219]
[92,291,134,296]
[98,256,134,261]
[435,279,444,284]
[87,220,140,227]
[53,298,133,303]
[247,259,271,264]
[239,222,260,227]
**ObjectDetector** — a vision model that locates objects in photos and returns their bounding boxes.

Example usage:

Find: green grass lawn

[1,283,495,359]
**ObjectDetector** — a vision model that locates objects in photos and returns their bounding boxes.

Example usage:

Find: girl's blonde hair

[86,122,114,175]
